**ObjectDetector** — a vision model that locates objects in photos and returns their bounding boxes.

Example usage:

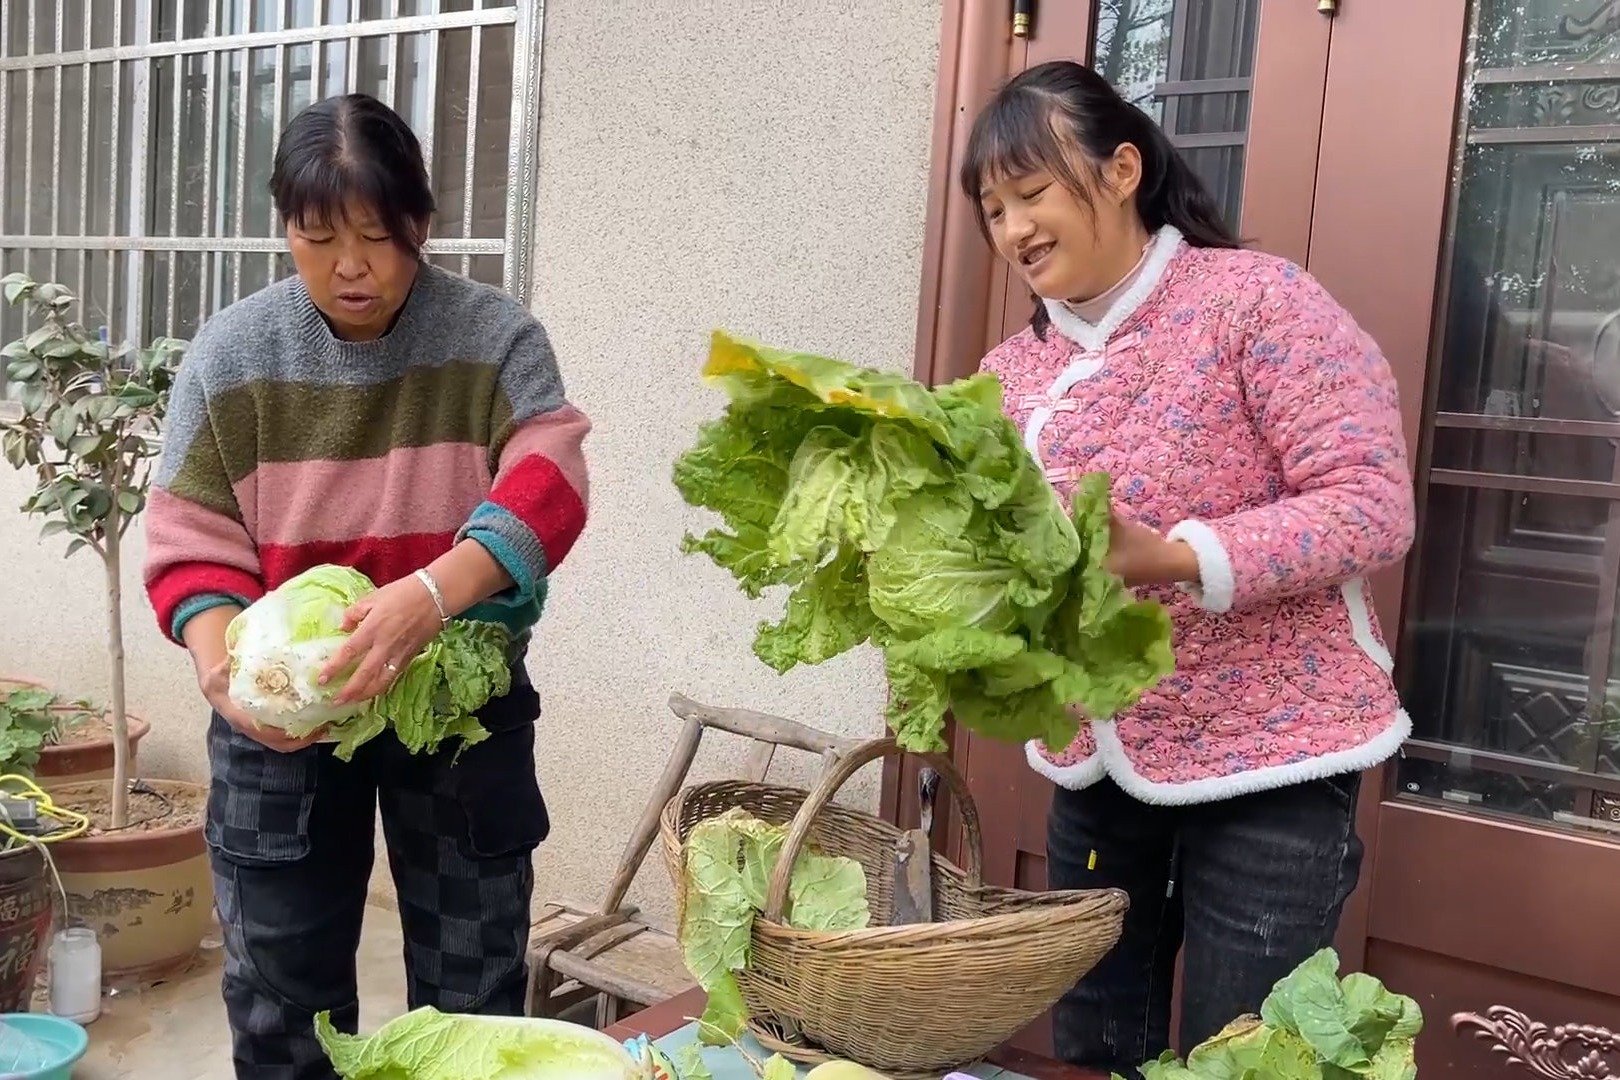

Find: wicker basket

[659,737,1128,1078]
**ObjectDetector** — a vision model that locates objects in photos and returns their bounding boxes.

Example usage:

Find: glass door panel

[1092,0,1260,228]
[1400,0,1620,836]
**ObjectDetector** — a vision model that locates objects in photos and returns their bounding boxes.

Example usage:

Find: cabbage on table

[674,331,1174,754]
[315,1009,640,1080]
[225,564,512,760]
[1126,949,1422,1080]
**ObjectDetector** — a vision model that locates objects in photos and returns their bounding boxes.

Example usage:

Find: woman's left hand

[1106,509,1201,588]
[319,575,444,705]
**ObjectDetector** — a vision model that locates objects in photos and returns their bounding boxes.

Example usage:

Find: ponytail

[962,60,1242,339]
[1128,109,1241,251]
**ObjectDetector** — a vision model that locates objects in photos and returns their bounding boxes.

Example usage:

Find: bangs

[276,156,422,246]
[960,86,1102,240]
[270,95,436,255]
[963,89,1087,195]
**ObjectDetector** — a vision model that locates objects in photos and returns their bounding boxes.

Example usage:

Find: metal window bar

[50,0,62,289]
[1159,0,1191,139]
[23,0,33,266]
[1473,61,1620,85]
[269,0,288,290]
[0,1,8,383]
[1,1,9,226]
[0,0,540,346]
[1154,76,1251,97]
[0,9,516,71]
[1402,739,1620,799]
[77,0,91,316]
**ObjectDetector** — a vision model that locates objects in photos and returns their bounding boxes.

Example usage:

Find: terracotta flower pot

[36,711,152,792]
[51,779,212,983]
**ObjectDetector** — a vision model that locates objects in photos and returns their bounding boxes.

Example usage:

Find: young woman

[143,94,590,1079]
[962,61,1414,1074]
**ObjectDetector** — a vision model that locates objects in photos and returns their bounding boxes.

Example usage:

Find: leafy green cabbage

[226,564,512,760]
[1126,949,1422,1080]
[679,808,870,1044]
[314,1008,638,1080]
[675,331,1174,753]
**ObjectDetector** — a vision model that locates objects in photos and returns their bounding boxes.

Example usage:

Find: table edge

[603,990,1103,1080]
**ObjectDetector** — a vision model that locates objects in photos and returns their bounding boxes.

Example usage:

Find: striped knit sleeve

[143,351,264,645]
[456,319,590,614]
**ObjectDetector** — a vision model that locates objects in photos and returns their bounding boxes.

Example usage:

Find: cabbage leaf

[1122,949,1422,1080]
[314,1008,635,1080]
[679,808,870,1045]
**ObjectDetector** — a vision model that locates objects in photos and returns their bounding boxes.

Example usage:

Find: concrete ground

[77,905,409,1080]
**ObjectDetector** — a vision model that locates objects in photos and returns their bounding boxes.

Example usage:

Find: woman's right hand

[196,657,327,753]
[184,605,325,753]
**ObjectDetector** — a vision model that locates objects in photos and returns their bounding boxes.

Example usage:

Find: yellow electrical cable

[0,774,91,846]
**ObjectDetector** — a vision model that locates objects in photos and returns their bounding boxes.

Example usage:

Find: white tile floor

[76,904,409,1079]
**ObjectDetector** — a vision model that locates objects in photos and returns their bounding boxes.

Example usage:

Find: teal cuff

[171,592,250,643]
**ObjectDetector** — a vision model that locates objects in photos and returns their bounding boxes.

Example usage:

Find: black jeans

[1046,774,1363,1077]
[205,672,549,1080]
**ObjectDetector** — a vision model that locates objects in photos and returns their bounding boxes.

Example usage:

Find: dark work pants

[205,672,550,1080]
[1047,774,1363,1077]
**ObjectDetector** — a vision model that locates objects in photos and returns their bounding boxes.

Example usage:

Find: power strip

[0,797,44,835]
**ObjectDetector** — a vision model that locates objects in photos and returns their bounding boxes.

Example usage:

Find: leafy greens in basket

[674,331,1174,754]
[679,807,871,1044]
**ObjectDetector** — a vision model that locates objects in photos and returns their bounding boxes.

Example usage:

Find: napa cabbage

[675,331,1174,753]
[225,564,511,760]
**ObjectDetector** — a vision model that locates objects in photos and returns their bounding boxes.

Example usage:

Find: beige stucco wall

[0,0,942,927]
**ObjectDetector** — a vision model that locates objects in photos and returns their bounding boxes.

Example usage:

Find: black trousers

[205,673,549,1080]
[1047,774,1363,1077]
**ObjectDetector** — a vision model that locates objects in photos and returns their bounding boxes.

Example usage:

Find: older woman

[143,93,590,1079]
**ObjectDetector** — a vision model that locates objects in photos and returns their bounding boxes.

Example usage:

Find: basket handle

[762,737,984,923]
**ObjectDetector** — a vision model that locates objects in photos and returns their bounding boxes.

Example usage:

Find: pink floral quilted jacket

[983,226,1416,805]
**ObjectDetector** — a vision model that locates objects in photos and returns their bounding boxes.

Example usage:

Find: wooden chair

[1454,1006,1620,1078]
[523,692,859,1028]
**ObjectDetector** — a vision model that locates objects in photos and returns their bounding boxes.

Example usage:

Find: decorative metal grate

[0,0,545,352]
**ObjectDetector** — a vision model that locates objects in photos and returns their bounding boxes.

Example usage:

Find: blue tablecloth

[652,1023,1037,1079]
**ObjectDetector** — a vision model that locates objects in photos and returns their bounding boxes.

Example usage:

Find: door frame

[1300,0,1471,973]
[879,0,1080,851]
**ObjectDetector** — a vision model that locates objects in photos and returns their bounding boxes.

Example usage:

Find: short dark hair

[269,93,436,258]
[962,61,1241,339]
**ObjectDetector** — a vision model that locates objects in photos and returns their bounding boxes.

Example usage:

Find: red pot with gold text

[0,844,55,1010]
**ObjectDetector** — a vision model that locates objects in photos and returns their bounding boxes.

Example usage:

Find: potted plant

[1,272,212,981]
[0,688,62,1009]
[0,685,67,778]
[0,686,151,792]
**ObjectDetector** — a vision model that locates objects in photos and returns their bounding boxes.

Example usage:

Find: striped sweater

[143,262,590,647]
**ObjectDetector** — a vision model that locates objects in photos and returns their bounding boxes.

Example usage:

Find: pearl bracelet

[414,568,451,626]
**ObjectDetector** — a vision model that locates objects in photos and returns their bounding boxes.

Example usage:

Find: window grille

[0,0,544,358]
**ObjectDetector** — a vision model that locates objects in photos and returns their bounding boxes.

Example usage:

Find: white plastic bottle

[47,927,101,1023]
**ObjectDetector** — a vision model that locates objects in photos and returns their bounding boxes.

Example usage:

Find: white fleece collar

[1043,225,1184,352]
